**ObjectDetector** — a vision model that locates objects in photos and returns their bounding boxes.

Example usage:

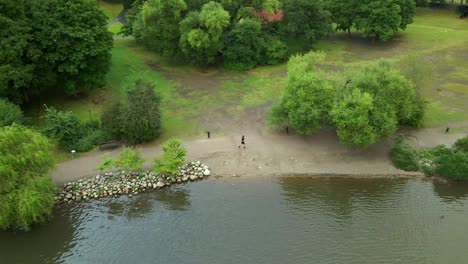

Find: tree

[352,60,423,127]
[355,0,415,42]
[0,0,112,103]
[355,0,402,42]
[260,35,288,65]
[179,2,230,65]
[223,19,263,70]
[268,52,336,134]
[101,77,162,145]
[153,138,187,176]
[326,0,358,35]
[331,88,398,146]
[0,99,25,127]
[0,125,56,231]
[282,0,333,47]
[135,0,187,56]
[0,0,33,103]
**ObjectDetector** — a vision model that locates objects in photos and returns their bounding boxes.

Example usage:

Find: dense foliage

[114,147,145,171]
[453,135,468,153]
[153,138,187,176]
[0,99,24,127]
[0,125,56,231]
[43,107,87,151]
[43,107,110,152]
[390,137,420,171]
[101,78,162,145]
[132,0,331,68]
[327,0,416,42]
[269,52,423,147]
[0,0,113,103]
[435,151,468,180]
[268,52,335,134]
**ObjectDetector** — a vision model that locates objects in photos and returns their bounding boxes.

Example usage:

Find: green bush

[454,136,468,153]
[114,147,145,171]
[0,125,56,231]
[422,165,436,177]
[390,138,420,171]
[260,35,288,65]
[101,77,162,145]
[435,152,468,180]
[42,106,86,151]
[153,138,186,177]
[0,99,24,127]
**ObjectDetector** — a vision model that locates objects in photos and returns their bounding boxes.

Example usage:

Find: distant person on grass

[239,135,246,149]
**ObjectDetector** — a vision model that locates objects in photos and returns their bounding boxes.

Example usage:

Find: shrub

[114,147,145,171]
[260,35,288,65]
[101,101,124,138]
[390,138,420,171]
[153,138,186,177]
[454,136,468,153]
[97,154,115,172]
[42,106,86,151]
[422,165,436,177]
[0,99,24,127]
[0,125,56,231]
[101,77,162,145]
[435,152,468,180]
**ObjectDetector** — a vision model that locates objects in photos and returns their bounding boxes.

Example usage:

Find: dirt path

[52,120,467,185]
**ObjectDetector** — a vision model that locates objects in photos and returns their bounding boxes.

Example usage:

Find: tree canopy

[0,125,56,231]
[101,76,162,145]
[0,0,113,103]
[327,0,416,41]
[269,52,423,147]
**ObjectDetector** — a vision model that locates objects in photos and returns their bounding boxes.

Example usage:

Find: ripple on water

[1,177,468,264]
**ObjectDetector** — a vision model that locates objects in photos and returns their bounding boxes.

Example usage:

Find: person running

[238,135,246,149]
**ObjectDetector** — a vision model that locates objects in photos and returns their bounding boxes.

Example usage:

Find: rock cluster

[56,161,210,204]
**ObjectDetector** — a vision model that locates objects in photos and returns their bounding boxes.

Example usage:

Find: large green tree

[331,88,397,146]
[327,0,416,42]
[0,0,112,103]
[268,52,336,134]
[135,0,187,56]
[179,2,231,65]
[223,18,263,70]
[0,125,56,231]
[282,0,333,47]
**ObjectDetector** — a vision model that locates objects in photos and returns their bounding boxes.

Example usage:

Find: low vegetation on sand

[392,135,468,179]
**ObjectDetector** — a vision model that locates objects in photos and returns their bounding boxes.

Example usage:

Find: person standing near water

[238,135,246,149]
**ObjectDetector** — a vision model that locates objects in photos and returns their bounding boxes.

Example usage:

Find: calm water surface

[1,177,468,264]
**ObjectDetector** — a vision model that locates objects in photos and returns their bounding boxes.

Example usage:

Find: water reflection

[279,177,404,218]
[0,207,75,263]
[432,179,468,202]
[105,186,191,219]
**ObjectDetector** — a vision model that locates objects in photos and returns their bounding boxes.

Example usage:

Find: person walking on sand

[238,135,246,149]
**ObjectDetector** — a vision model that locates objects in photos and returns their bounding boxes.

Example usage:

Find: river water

[1,177,468,264]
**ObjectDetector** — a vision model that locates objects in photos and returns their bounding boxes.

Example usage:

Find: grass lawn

[99,0,123,22]
[108,22,123,35]
[42,8,468,156]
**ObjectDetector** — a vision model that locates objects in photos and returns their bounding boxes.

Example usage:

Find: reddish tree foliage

[255,9,284,24]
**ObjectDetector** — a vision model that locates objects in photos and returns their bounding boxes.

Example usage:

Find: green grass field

[44,8,468,146]
[99,0,123,22]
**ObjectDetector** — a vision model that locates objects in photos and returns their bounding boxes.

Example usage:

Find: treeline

[124,0,418,69]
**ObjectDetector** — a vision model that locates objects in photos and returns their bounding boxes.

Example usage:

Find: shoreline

[52,127,466,185]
